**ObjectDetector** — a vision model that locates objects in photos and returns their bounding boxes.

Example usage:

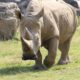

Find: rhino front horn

[22,37,33,50]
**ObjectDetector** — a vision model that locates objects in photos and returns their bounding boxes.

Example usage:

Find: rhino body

[0,2,20,40]
[20,0,77,69]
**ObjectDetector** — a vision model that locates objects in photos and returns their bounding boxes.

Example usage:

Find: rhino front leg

[58,39,71,65]
[33,50,46,70]
[44,37,59,68]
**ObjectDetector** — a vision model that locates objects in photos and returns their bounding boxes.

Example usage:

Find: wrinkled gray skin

[19,0,77,70]
[0,2,21,40]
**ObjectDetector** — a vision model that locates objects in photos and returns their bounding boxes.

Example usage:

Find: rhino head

[21,28,41,60]
[19,10,43,60]
[20,18,41,60]
[16,0,43,60]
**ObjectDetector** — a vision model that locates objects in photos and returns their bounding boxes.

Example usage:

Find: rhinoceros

[0,0,30,14]
[18,0,77,69]
[0,2,20,40]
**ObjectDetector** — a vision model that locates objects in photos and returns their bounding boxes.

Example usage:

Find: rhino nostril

[33,55,38,60]
[22,54,37,60]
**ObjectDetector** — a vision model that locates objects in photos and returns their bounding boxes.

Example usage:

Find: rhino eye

[29,27,32,30]
[35,33,38,37]
[23,5,27,8]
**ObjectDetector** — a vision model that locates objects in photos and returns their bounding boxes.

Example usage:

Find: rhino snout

[22,53,37,60]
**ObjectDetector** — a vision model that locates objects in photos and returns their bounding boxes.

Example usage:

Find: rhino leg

[33,50,47,70]
[58,38,71,65]
[44,38,59,68]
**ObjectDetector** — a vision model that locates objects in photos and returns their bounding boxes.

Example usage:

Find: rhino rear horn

[25,27,32,40]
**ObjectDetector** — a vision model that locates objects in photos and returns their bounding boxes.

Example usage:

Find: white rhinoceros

[0,2,20,40]
[19,0,77,69]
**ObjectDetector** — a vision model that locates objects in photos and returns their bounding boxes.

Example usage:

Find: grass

[0,27,80,80]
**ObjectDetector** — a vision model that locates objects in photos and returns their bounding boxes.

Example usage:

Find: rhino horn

[25,27,32,40]
[22,37,33,50]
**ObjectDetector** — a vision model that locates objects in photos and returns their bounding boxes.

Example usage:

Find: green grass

[0,27,80,80]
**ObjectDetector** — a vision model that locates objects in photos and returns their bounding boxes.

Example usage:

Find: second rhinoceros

[0,2,20,40]
[19,0,77,69]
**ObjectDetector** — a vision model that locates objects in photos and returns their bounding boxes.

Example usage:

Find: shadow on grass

[0,66,42,76]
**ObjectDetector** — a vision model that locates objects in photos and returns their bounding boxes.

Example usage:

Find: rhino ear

[34,8,43,20]
[15,9,24,20]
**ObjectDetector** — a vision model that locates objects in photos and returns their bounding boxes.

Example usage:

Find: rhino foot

[44,56,55,68]
[44,60,54,68]
[0,34,13,41]
[58,59,70,65]
[33,64,47,70]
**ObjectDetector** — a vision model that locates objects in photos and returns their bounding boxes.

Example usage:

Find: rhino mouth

[22,54,37,60]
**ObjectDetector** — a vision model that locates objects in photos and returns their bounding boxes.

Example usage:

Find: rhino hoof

[44,61,54,68]
[33,65,47,70]
[58,59,70,65]
[44,56,55,68]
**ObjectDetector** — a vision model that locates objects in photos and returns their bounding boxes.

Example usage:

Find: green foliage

[0,27,80,80]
